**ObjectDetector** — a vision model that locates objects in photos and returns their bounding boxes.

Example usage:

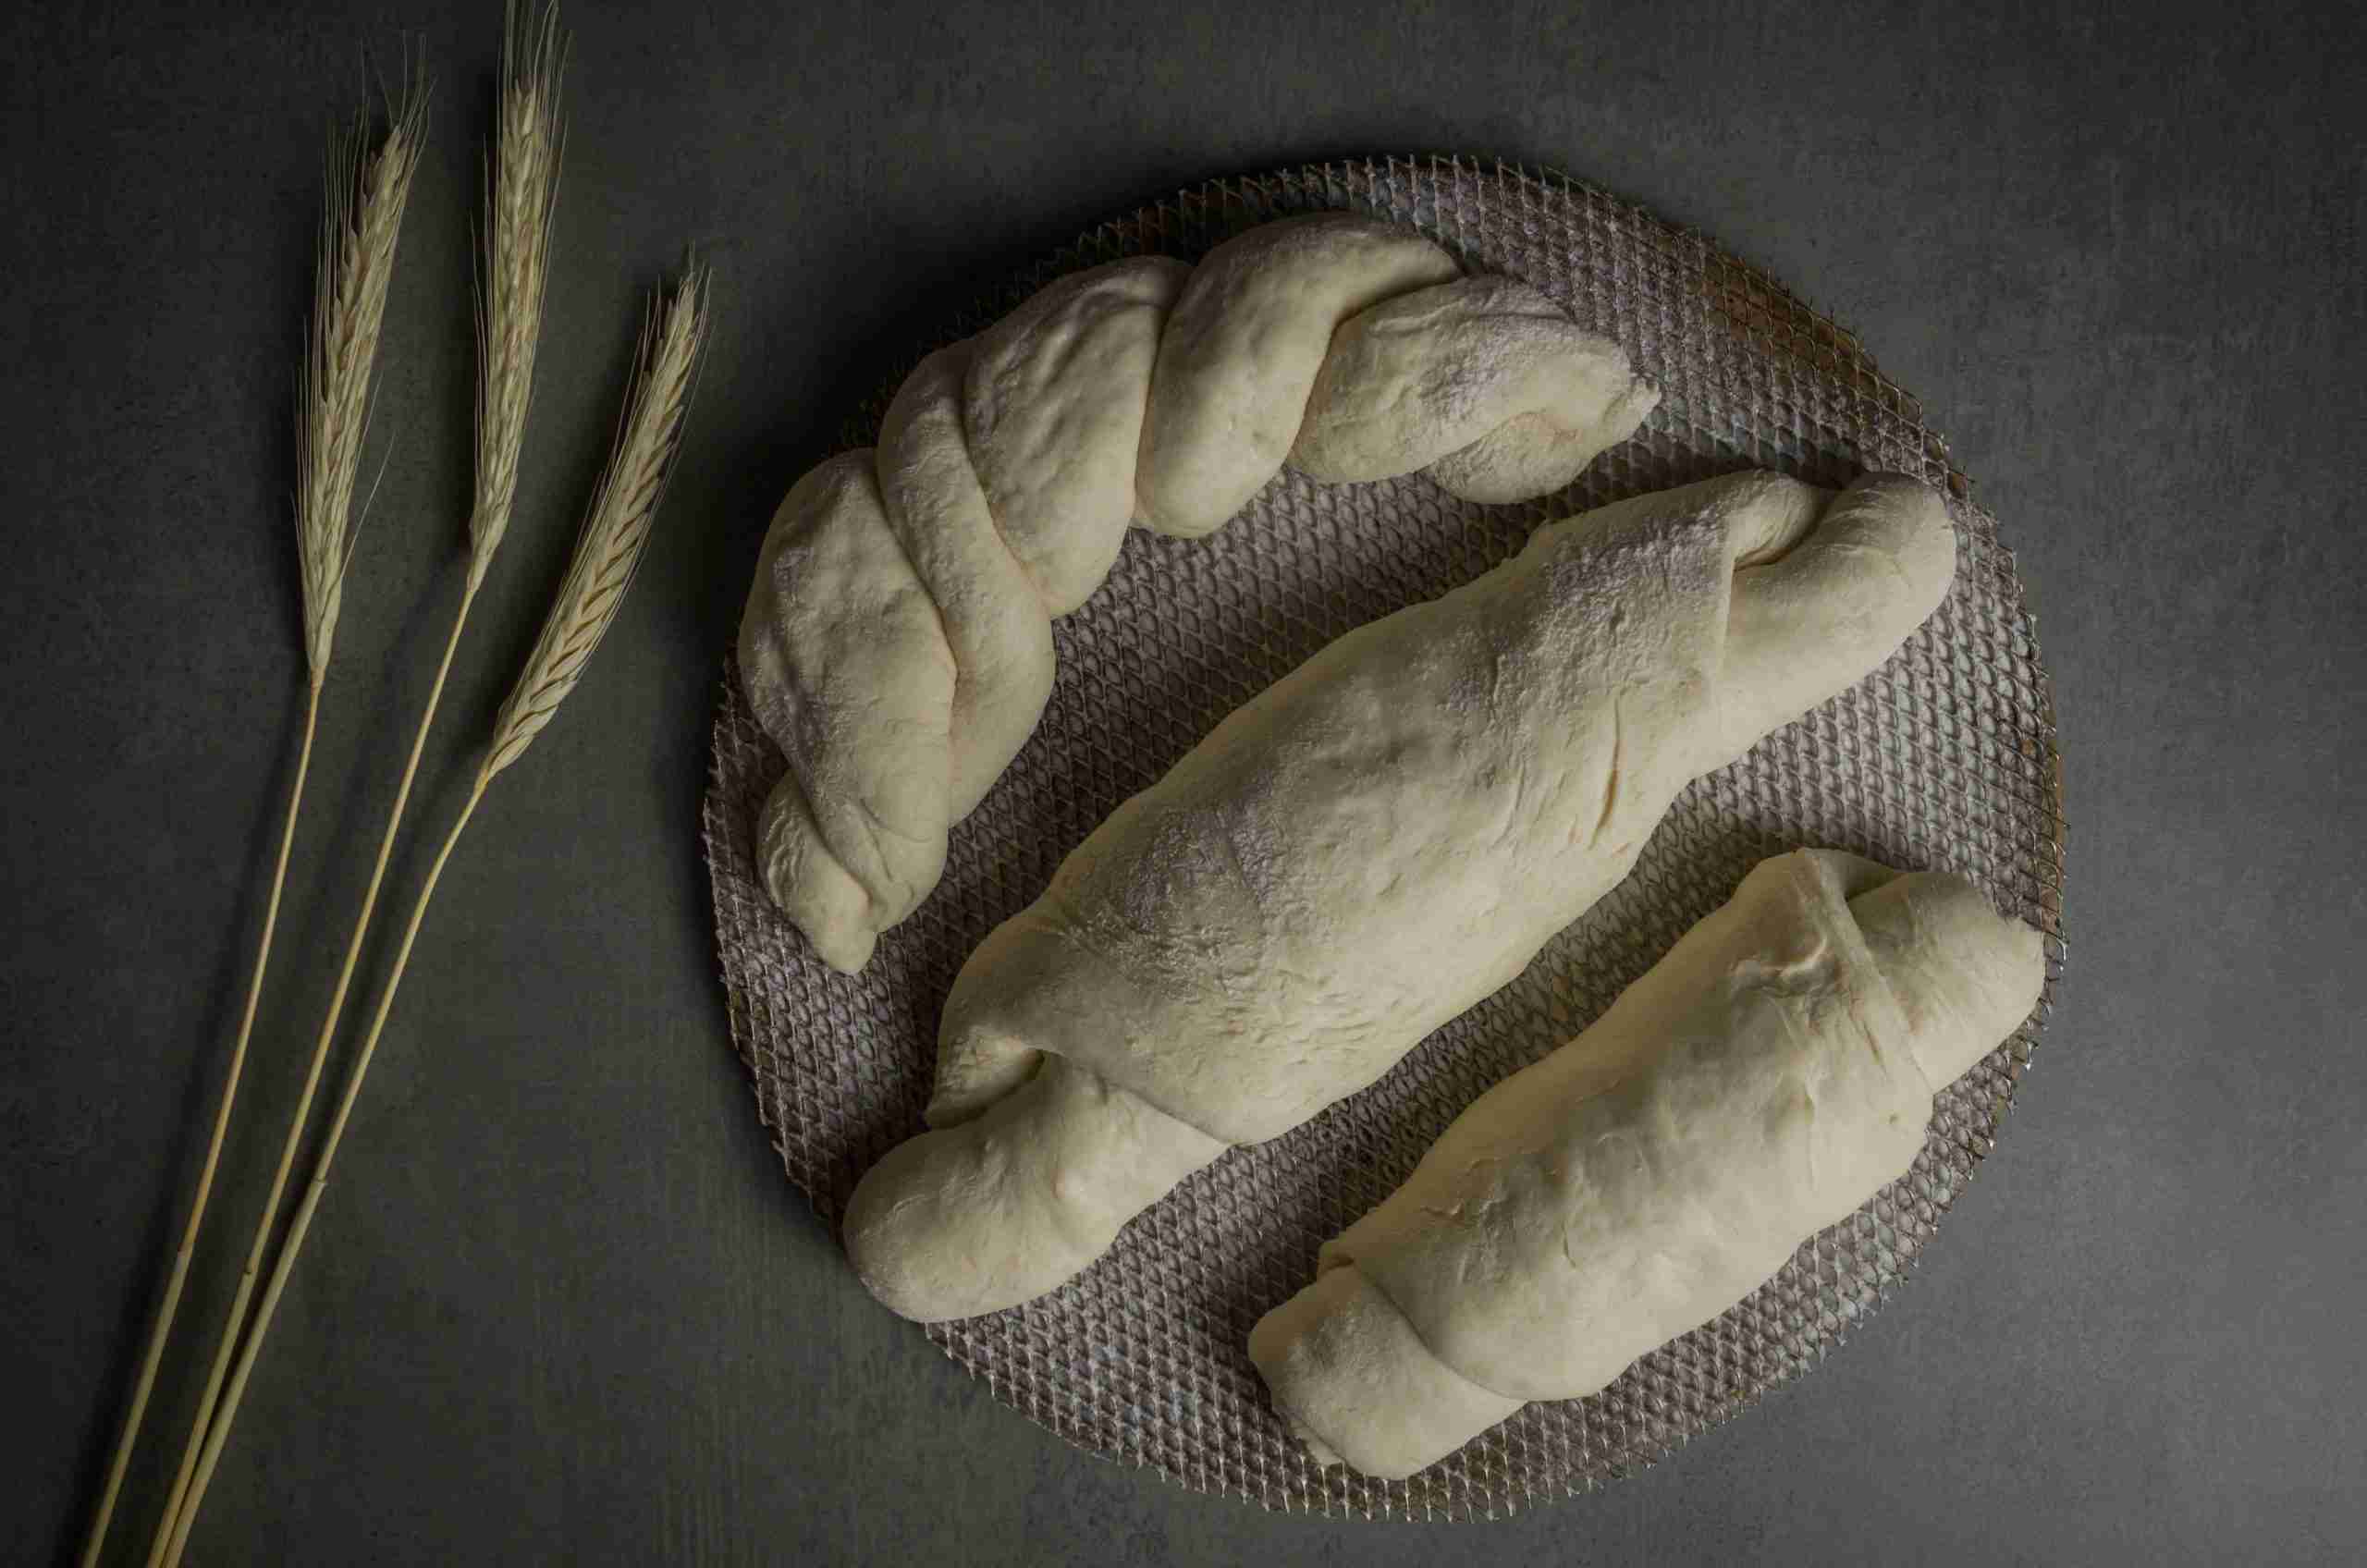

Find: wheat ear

[157,264,707,1568]
[78,85,423,1568]
[298,94,427,683]
[138,18,571,1563]
[471,0,565,590]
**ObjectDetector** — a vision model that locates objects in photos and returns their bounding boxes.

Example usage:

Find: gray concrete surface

[6,1,2361,1562]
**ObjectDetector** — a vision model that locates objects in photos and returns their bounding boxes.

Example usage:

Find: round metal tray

[703,155,2067,1521]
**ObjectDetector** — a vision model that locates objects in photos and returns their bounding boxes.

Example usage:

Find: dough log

[1247,850,2044,1478]
[843,471,1957,1321]
[739,214,1660,972]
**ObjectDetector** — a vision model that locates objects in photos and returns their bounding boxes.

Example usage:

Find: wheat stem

[77,687,320,1568]
[153,264,705,1567]
[138,82,430,1565]
[161,778,480,1568]
[85,77,422,1568]
[141,585,472,1568]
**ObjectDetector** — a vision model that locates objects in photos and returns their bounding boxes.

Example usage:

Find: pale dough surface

[1247,850,2045,1478]
[738,214,1660,973]
[843,472,1957,1322]
[1290,275,1660,501]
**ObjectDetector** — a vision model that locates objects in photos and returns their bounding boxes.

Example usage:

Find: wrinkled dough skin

[841,472,1958,1324]
[738,214,1661,973]
[1290,275,1662,502]
[931,473,1955,1141]
[1248,851,2045,1479]
[739,455,951,974]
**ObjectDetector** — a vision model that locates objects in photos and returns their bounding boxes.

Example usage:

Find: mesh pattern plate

[700,156,2067,1521]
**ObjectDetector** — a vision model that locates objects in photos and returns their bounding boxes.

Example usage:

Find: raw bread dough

[841,470,1958,1322]
[1290,275,1660,502]
[739,214,1660,973]
[1133,218,1457,538]
[1247,850,2045,1478]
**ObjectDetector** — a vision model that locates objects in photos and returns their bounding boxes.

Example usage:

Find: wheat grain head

[484,264,708,781]
[295,83,427,685]
[468,1,567,590]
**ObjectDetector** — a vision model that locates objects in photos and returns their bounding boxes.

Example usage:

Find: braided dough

[842,471,1958,1322]
[738,214,1659,972]
[1248,850,2044,1478]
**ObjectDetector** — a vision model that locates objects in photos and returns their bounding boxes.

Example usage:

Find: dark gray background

[6,1,2361,1562]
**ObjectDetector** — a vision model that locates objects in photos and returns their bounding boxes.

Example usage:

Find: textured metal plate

[702,156,2067,1521]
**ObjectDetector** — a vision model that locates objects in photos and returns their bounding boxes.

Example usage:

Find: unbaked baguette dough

[841,471,1957,1321]
[739,214,1659,973]
[1248,850,2044,1478]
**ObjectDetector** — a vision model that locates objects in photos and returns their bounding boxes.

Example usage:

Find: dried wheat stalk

[78,82,424,1568]
[144,16,571,1564]
[157,263,707,1568]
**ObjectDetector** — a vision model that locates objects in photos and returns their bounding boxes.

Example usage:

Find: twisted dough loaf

[842,472,1959,1322]
[1248,851,2044,1478]
[737,214,1659,972]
